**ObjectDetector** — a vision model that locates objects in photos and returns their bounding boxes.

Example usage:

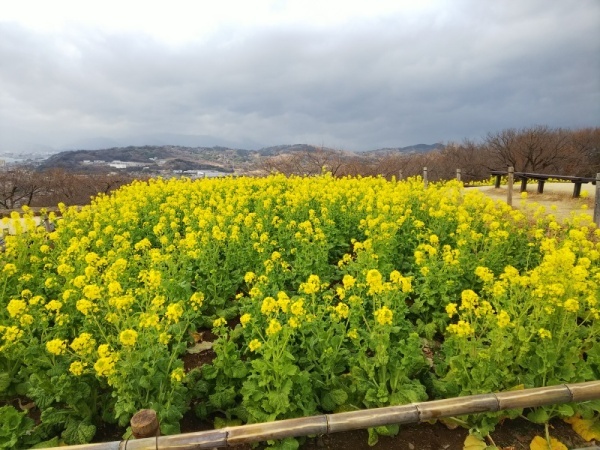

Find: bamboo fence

[37,380,600,450]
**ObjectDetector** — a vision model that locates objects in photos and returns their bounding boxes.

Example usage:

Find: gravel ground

[472,182,597,222]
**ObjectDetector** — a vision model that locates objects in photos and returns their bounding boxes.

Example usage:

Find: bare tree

[486,125,584,174]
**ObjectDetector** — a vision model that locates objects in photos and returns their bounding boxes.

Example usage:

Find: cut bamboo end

[327,404,419,433]
[130,409,159,439]
[567,380,600,402]
[494,385,572,410]
[227,416,327,445]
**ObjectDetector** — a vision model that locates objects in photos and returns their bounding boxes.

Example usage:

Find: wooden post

[520,177,528,193]
[594,173,600,227]
[507,166,514,206]
[130,409,160,439]
[494,174,501,189]
[423,167,428,188]
[537,179,545,194]
[456,169,461,182]
[398,170,403,181]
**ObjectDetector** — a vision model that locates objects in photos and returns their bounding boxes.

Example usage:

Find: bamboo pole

[423,167,428,188]
[594,173,600,227]
[507,166,514,206]
[37,381,600,450]
[130,409,159,439]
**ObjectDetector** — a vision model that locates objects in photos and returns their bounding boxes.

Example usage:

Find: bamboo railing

[37,380,600,450]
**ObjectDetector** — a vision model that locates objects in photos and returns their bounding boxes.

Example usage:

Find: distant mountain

[365,143,444,155]
[36,142,444,173]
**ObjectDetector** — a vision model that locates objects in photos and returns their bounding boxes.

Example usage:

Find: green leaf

[61,420,96,445]
[367,427,379,446]
[329,389,348,406]
[0,373,10,393]
[279,437,300,450]
[229,360,248,379]
[527,408,550,424]
[30,437,61,448]
[556,404,574,418]
[160,422,180,436]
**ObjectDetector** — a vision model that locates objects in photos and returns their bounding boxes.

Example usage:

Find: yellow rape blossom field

[0,174,599,448]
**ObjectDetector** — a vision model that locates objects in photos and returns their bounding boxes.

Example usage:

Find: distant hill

[365,143,444,155]
[37,143,443,173]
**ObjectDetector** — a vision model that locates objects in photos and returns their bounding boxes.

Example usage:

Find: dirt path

[471,182,597,222]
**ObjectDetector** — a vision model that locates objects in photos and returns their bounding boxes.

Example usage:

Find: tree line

[0,169,137,210]
[260,126,600,183]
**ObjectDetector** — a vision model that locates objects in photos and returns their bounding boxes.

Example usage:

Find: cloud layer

[1,0,599,152]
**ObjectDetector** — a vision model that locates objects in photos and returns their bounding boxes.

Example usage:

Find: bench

[490,170,597,198]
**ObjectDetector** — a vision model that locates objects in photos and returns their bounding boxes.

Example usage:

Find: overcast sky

[1,0,599,153]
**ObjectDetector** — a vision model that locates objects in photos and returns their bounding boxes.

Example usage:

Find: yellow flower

[447,320,475,337]
[3,263,17,276]
[288,317,299,328]
[342,274,356,289]
[445,303,458,318]
[97,344,112,358]
[475,300,493,318]
[460,290,479,311]
[170,367,185,382]
[347,329,359,339]
[240,313,251,328]
[474,266,494,283]
[85,252,100,265]
[159,333,171,345]
[139,313,160,328]
[119,329,138,347]
[266,318,282,336]
[276,291,290,312]
[244,272,256,284]
[151,295,166,309]
[429,234,439,245]
[213,317,227,328]
[497,310,511,328]
[2,326,23,342]
[300,274,321,295]
[94,356,116,377]
[261,297,278,315]
[291,299,305,316]
[76,299,95,316]
[190,292,204,310]
[45,300,63,312]
[70,333,96,355]
[7,299,27,318]
[108,281,123,296]
[248,339,262,352]
[334,302,349,320]
[69,361,87,376]
[83,284,102,300]
[19,314,34,326]
[563,298,579,313]
[374,306,393,326]
[538,328,552,340]
[165,302,184,323]
[366,269,384,295]
[46,339,67,355]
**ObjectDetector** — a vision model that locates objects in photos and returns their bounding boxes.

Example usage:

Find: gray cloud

[1,0,599,153]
